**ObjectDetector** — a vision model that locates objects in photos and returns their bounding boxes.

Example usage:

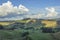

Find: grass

[15,20,28,23]
[0,22,15,25]
[0,22,10,25]
[29,30,54,40]
[0,20,29,25]
[0,30,56,40]
[0,30,22,40]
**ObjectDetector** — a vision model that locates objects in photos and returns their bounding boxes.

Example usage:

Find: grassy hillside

[0,30,56,40]
[0,19,60,40]
[0,20,31,25]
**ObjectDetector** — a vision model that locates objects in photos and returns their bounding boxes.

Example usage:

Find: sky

[0,0,60,21]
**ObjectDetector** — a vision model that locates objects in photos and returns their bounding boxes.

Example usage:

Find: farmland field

[0,22,15,25]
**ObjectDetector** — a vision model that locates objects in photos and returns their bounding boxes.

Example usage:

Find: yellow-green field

[0,20,27,25]
[0,22,15,25]
[0,20,57,27]
[41,20,57,28]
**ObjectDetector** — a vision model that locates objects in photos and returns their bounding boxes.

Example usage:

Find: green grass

[15,20,28,23]
[0,30,55,40]
[0,30,25,40]
[31,32,53,40]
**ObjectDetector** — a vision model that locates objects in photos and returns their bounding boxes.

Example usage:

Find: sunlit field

[41,20,57,28]
[0,22,15,25]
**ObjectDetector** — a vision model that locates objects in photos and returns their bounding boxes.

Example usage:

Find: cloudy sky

[0,0,60,21]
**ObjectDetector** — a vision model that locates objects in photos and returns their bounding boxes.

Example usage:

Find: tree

[0,25,4,30]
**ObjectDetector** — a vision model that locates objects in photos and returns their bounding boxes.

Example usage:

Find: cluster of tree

[21,32,32,40]
[41,27,53,33]
[0,25,4,30]
[6,22,37,30]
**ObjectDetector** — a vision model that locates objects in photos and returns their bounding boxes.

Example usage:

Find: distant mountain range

[0,18,60,22]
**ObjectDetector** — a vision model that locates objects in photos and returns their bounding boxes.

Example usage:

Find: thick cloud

[26,7,58,19]
[0,1,29,16]
[45,7,58,18]
[0,1,59,20]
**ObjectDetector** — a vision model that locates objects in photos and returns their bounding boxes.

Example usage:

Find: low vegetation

[0,19,60,40]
